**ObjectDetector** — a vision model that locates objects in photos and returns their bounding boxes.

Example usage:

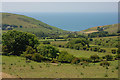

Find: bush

[71,58,81,64]
[37,44,59,59]
[51,60,58,63]
[117,49,120,54]
[43,41,50,44]
[105,55,113,61]
[31,53,44,62]
[58,51,74,63]
[90,54,100,62]
[89,38,93,41]
[100,61,110,66]
[24,46,36,54]
[67,38,89,50]
[111,49,117,54]
[25,54,33,60]
[92,47,100,52]
[115,54,120,60]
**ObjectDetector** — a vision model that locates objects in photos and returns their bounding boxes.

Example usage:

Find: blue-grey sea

[16,12,118,31]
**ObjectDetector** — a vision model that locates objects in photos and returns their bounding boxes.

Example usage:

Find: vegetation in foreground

[2,56,118,78]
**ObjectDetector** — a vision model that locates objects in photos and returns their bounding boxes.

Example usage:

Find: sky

[1,2,118,13]
[1,0,120,2]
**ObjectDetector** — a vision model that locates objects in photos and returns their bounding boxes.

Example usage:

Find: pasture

[58,47,117,58]
[2,56,118,78]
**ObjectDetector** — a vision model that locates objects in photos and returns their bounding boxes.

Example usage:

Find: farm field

[2,55,118,78]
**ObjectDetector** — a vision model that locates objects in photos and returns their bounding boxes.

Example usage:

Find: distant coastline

[2,12,118,31]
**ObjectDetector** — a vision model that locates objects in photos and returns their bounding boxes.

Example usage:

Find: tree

[58,51,74,63]
[37,44,59,59]
[67,38,89,50]
[24,46,36,54]
[2,30,39,56]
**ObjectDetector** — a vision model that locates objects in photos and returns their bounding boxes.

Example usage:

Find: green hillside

[80,24,118,34]
[2,13,69,37]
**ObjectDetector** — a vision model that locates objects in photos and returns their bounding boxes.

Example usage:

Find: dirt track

[84,30,98,34]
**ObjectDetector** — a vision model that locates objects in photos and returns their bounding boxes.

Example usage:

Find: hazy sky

[2,2,118,13]
[1,0,119,2]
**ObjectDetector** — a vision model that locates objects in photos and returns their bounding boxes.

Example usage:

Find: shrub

[37,44,59,59]
[111,49,117,54]
[115,54,120,60]
[24,46,36,54]
[117,49,120,54]
[51,60,58,63]
[31,66,34,69]
[105,55,113,61]
[58,51,74,63]
[90,54,100,62]
[100,61,110,66]
[89,38,93,41]
[25,54,33,60]
[43,41,50,44]
[58,45,62,47]
[92,47,100,52]
[104,74,108,77]
[71,58,81,64]
[86,58,92,62]
[31,53,44,62]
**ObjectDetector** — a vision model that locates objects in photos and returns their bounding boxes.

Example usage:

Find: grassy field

[2,55,118,78]
[58,47,117,58]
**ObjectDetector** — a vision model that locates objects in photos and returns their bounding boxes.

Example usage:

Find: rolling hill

[2,13,69,37]
[80,24,118,34]
[2,13,118,37]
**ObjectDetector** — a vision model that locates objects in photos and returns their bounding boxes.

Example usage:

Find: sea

[14,12,118,31]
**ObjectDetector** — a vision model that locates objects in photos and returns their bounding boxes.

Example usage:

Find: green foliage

[105,55,113,61]
[37,44,59,59]
[90,37,118,48]
[71,58,81,64]
[115,54,120,60]
[117,49,120,54]
[51,60,58,63]
[88,31,109,38]
[97,27,104,31]
[66,38,89,50]
[90,54,100,62]
[2,30,39,56]
[31,53,44,62]
[58,51,74,63]
[24,46,36,54]
[100,61,110,66]
[42,41,50,44]
[111,49,117,54]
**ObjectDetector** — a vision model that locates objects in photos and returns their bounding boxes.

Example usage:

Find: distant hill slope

[80,24,118,34]
[2,13,69,37]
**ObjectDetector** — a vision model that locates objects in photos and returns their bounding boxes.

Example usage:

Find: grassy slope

[79,24,118,34]
[58,47,117,58]
[2,13,68,35]
[2,56,118,78]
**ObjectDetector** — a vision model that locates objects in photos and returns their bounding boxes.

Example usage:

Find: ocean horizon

[6,12,118,31]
